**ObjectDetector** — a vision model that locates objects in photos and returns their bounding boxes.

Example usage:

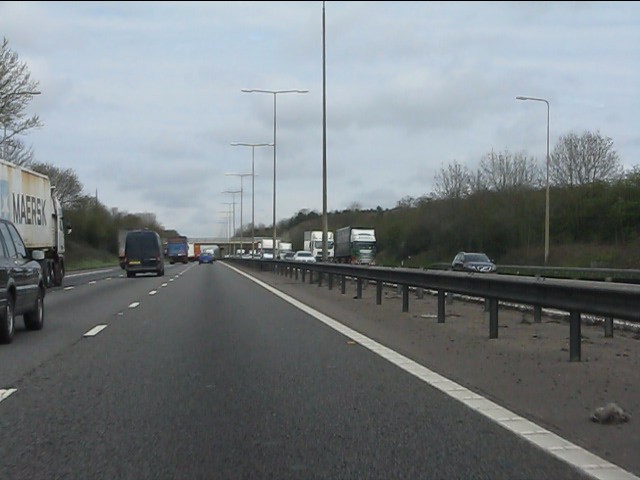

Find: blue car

[198,251,215,264]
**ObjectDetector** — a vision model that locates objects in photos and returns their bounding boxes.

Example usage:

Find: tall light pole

[516,95,550,266]
[225,173,252,255]
[321,0,329,262]
[222,196,238,254]
[241,88,308,259]
[219,208,232,245]
[231,142,273,256]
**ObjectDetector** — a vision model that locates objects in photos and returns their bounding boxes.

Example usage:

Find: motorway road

[0,262,627,479]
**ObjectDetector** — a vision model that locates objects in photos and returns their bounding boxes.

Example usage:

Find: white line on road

[89,281,96,285]
[225,263,639,480]
[84,325,108,337]
[0,389,17,403]
[64,286,74,291]
[129,302,140,309]
[65,268,117,279]
[149,290,157,296]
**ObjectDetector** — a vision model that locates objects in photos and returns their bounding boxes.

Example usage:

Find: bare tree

[479,149,541,191]
[396,196,416,208]
[29,161,84,209]
[0,37,42,165]
[550,131,622,186]
[433,160,471,199]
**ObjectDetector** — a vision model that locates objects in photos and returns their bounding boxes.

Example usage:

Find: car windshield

[466,253,491,263]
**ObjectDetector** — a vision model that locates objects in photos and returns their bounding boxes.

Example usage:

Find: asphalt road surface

[0,262,632,479]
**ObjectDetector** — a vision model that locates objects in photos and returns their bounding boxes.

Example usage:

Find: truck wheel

[53,262,63,286]
[24,287,44,331]
[0,297,15,344]
[127,271,135,278]
[45,261,55,287]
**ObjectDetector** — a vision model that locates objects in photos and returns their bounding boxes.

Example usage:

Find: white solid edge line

[84,324,108,337]
[223,263,638,480]
[0,388,17,403]
[128,302,140,309]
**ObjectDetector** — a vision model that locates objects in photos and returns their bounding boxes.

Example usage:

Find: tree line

[3,37,638,268]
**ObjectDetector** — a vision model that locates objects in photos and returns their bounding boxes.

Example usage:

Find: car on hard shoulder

[451,251,497,273]
[0,218,46,344]
[198,250,215,264]
[292,251,316,263]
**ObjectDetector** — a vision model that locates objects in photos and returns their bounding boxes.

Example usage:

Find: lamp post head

[241,89,309,95]
[516,95,549,105]
[230,142,274,147]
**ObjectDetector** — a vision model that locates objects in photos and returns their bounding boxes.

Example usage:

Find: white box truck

[303,230,334,260]
[0,158,69,286]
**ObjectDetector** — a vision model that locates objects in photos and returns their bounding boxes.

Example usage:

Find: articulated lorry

[0,158,69,286]
[334,226,376,265]
[166,236,189,264]
[303,230,334,260]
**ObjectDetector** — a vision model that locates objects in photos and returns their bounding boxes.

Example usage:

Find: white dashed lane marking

[84,325,108,337]
[0,389,17,403]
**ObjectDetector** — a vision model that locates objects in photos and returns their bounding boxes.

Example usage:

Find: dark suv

[124,230,165,277]
[451,251,497,273]
[0,219,46,344]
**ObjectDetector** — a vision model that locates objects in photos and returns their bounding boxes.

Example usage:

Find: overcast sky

[1,1,638,238]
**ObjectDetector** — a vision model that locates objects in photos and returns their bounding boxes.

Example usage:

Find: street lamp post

[241,89,308,259]
[230,142,273,256]
[516,96,550,265]
[222,197,238,254]
[219,207,232,244]
[225,173,252,256]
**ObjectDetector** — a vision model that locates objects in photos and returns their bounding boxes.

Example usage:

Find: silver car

[292,251,316,263]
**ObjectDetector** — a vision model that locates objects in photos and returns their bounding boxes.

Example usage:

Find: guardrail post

[294,267,299,281]
[301,269,306,282]
[534,305,542,323]
[309,270,314,284]
[488,298,499,339]
[328,273,333,290]
[570,311,582,362]
[604,317,614,338]
[341,275,346,294]
[437,290,445,323]
[376,280,383,305]
[356,278,363,299]
[604,277,614,338]
[318,272,323,287]
[402,285,409,312]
